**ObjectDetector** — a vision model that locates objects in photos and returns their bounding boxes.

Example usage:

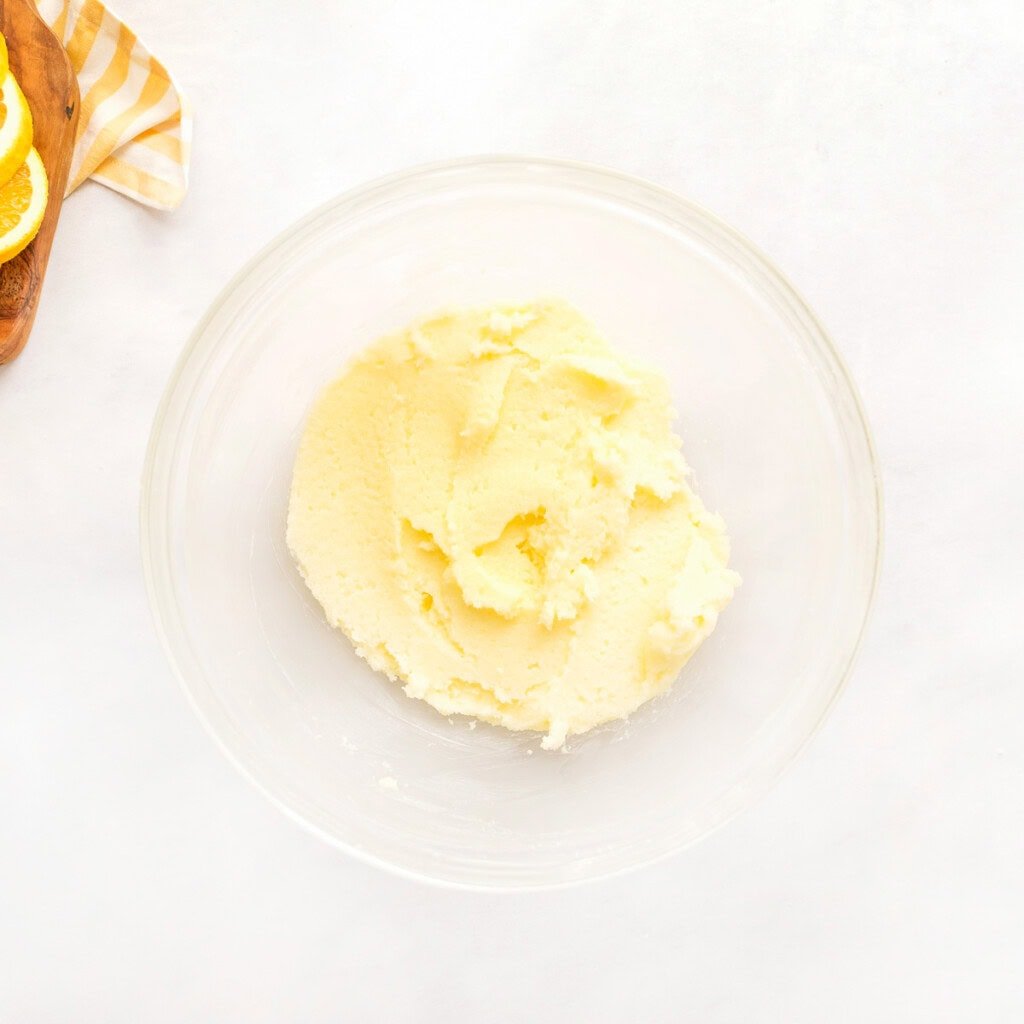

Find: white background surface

[2,0,1022,1019]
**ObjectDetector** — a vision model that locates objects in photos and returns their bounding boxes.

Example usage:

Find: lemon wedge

[0,147,48,263]
[0,71,33,189]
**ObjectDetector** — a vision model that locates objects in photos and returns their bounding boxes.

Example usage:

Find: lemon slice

[0,71,33,189]
[0,148,48,263]
[0,33,9,82]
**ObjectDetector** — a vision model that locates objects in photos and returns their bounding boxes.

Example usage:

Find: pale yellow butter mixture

[287,299,739,748]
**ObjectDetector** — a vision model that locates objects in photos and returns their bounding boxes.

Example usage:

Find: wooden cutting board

[0,0,78,364]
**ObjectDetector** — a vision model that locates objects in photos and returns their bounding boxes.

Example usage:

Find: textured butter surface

[287,299,739,748]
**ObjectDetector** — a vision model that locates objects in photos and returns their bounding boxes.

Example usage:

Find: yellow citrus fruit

[0,71,33,189]
[0,33,9,81]
[0,148,48,263]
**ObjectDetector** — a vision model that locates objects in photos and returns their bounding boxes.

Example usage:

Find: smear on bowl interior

[287,299,740,749]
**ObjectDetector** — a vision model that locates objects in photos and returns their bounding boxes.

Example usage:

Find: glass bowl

[141,157,881,889]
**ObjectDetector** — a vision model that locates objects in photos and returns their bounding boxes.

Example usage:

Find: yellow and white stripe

[34,0,191,210]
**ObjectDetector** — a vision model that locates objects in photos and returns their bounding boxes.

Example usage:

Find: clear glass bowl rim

[141,154,884,891]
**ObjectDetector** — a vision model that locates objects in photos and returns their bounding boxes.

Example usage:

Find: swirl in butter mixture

[287,299,740,748]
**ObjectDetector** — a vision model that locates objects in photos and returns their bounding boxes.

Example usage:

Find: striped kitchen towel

[34,0,191,209]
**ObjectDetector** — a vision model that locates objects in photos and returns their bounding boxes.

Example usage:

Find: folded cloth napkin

[34,0,191,209]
